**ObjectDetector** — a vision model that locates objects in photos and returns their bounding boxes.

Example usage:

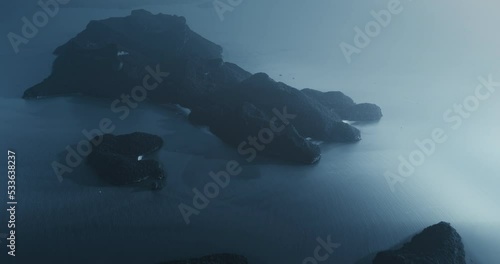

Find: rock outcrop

[87,132,165,188]
[190,73,359,163]
[302,88,383,122]
[373,222,466,264]
[161,254,248,264]
[23,9,381,164]
[227,73,361,142]
[23,9,250,106]
[191,101,322,164]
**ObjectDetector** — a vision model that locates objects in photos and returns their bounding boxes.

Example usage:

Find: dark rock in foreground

[87,132,165,188]
[161,254,248,264]
[373,222,466,264]
[163,223,466,264]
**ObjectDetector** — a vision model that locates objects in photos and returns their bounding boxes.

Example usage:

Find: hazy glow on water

[0,0,499,263]
[2,95,498,263]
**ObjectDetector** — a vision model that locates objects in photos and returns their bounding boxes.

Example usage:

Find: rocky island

[23,9,382,164]
[87,132,165,189]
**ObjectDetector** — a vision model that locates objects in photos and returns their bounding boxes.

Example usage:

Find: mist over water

[1,1,499,263]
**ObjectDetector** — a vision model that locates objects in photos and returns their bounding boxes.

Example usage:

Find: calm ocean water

[0,95,499,263]
[1,3,499,263]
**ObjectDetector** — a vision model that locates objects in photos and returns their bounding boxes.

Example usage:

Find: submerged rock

[373,222,466,264]
[161,254,248,264]
[87,132,165,187]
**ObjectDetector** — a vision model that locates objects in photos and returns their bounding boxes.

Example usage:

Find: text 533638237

[7,150,16,257]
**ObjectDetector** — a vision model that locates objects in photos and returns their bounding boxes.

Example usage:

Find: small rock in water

[87,132,165,186]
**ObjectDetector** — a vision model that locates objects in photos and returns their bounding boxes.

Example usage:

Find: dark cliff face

[373,222,467,264]
[23,9,381,164]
